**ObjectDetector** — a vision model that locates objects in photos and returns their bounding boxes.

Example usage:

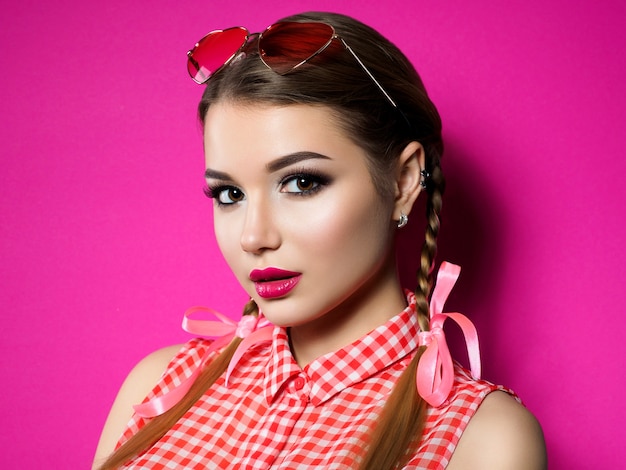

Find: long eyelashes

[279,170,330,196]
[204,170,331,206]
[204,185,244,205]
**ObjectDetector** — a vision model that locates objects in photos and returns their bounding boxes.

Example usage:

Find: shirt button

[293,377,305,390]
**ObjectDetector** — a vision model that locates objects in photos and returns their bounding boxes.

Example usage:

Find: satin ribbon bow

[415,262,481,407]
[133,307,273,418]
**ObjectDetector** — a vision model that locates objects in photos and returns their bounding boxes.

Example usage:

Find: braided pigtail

[358,162,444,470]
[97,299,260,470]
[415,162,445,328]
[357,349,428,470]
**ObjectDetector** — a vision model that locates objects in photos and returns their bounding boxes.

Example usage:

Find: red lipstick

[249,267,302,299]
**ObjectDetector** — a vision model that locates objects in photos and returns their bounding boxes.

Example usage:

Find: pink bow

[416,262,481,407]
[133,307,273,418]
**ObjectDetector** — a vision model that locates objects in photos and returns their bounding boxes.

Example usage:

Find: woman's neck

[288,267,407,368]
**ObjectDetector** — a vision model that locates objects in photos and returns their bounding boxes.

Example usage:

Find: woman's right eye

[204,185,245,205]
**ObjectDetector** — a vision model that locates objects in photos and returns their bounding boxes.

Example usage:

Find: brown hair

[99,11,444,469]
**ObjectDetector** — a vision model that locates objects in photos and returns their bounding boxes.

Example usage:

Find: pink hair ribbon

[133,307,273,418]
[416,262,481,407]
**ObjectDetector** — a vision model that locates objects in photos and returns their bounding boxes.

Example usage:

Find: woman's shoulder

[105,338,213,415]
[128,343,190,383]
[92,340,211,468]
[408,365,546,469]
[447,390,547,469]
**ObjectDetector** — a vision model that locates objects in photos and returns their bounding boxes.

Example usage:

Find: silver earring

[397,212,409,228]
[420,169,430,189]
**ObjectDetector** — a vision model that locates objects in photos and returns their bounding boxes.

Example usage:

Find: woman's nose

[239,198,281,254]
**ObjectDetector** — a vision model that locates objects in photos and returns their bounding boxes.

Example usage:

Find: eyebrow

[266,151,331,172]
[204,151,331,180]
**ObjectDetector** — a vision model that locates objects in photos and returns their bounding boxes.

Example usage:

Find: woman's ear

[393,141,425,222]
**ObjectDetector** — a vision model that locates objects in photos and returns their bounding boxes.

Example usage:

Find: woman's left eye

[280,174,327,195]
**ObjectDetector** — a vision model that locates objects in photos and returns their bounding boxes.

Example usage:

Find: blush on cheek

[302,204,388,257]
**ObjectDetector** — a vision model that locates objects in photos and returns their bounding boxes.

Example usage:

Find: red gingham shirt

[118,293,511,469]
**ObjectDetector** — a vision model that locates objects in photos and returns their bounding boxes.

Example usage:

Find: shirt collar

[264,291,420,406]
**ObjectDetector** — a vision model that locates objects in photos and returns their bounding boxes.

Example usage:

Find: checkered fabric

[117,293,512,469]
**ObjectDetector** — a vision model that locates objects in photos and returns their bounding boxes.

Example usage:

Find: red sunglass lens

[188,27,248,83]
[260,22,334,74]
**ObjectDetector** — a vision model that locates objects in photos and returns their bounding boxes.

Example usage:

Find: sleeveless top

[116,296,515,469]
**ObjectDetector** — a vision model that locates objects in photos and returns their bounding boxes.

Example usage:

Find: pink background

[1,0,624,468]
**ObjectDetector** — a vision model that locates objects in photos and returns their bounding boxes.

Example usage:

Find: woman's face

[203,102,406,347]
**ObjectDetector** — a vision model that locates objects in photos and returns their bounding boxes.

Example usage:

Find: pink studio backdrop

[1,0,624,468]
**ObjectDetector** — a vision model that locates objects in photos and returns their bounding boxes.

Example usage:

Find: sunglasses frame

[187,22,403,113]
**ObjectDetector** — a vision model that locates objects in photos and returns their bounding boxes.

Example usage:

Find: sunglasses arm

[337,37,399,109]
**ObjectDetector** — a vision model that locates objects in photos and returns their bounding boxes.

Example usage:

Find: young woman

[93,11,546,469]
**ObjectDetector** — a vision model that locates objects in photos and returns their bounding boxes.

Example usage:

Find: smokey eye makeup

[278,169,331,196]
[204,167,332,206]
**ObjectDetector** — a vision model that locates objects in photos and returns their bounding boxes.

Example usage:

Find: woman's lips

[249,268,302,299]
